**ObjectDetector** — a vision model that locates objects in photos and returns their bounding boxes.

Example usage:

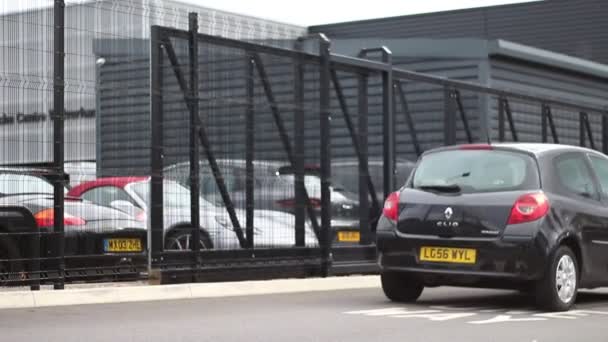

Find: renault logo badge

[444,207,453,220]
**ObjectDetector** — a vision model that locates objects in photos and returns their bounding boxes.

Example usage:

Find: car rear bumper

[376,231,548,287]
[39,226,147,257]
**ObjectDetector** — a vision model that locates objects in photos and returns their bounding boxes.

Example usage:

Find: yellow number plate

[104,238,142,252]
[419,246,476,264]
[337,231,360,242]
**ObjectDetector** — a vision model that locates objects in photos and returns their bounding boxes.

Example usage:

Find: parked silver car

[68,177,318,250]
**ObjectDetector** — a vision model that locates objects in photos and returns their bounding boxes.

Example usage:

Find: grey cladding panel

[311,0,608,65]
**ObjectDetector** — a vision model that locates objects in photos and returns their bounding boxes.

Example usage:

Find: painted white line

[394,312,477,321]
[505,310,536,315]
[468,315,547,324]
[344,308,410,316]
[534,310,608,319]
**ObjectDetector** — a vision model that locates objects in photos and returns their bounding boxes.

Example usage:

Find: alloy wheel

[555,254,577,304]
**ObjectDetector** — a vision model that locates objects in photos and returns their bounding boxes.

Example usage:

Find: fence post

[358,73,371,245]
[582,112,596,150]
[444,87,457,145]
[188,13,201,275]
[149,26,165,283]
[498,97,505,142]
[319,36,332,277]
[293,40,306,247]
[53,0,65,290]
[579,112,586,147]
[382,49,395,200]
[541,104,548,143]
[454,90,473,143]
[503,98,518,142]
[246,54,255,249]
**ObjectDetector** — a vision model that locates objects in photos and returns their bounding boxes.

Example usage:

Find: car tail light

[507,192,549,225]
[383,191,400,222]
[34,208,86,228]
[459,144,493,150]
[276,198,321,209]
[135,211,147,222]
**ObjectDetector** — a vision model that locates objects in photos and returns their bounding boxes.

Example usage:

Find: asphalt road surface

[2,286,608,342]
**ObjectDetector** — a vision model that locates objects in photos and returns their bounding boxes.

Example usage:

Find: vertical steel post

[454,90,473,143]
[246,54,255,249]
[188,13,201,273]
[149,26,164,281]
[603,114,608,154]
[544,104,559,144]
[358,73,371,245]
[382,50,395,199]
[444,87,457,146]
[319,37,332,276]
[504,99,518,142]
[579,112,586,147]
[52,0,65,290]
[541,104,548,143]
[582,112,596,150]
[293,40,306,247]
[498,97,505,142]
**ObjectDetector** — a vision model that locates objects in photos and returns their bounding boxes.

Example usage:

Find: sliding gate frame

[149,14,393,283]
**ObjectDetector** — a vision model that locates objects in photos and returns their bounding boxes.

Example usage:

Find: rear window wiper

[415,184,461,193]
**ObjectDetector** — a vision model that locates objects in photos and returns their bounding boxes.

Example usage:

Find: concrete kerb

[0,275,379,310]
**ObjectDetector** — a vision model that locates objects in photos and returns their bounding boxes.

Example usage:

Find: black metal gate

[148,14,400,282]
[148,13,608,284]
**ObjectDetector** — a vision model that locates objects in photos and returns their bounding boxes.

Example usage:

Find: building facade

[0,0,305,166]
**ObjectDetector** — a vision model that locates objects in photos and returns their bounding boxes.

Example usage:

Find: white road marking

[468,315,547,324]
[394,312,477,321]
[344,308,410,316]
[534,310,608,320]
[344,307,608,325]
[505,310,536,315]
[430,305,499,312]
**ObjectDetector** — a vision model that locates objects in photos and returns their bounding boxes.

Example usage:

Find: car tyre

[381,271,424,302]
[535,245,578,311]
[165,228,213,250]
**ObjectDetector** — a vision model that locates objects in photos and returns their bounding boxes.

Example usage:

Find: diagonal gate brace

[162,37,247,248]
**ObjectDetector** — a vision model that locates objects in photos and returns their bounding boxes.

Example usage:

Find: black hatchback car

[377,143,608,311]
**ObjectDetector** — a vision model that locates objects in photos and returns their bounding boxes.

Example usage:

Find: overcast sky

[2,0,539,26]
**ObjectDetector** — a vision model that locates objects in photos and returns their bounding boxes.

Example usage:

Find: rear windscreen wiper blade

[416,184,461,193]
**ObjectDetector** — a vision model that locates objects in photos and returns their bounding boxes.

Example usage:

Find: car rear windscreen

[411,149,540,193]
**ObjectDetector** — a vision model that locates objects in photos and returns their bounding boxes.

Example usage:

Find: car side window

[82,186,139,208]
[589,155,608,197]
[201,169,236,195]
[554,154,598,199]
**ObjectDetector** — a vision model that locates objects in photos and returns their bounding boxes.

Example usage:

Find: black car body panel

[0,194,147,257]
[377,143,608,290]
